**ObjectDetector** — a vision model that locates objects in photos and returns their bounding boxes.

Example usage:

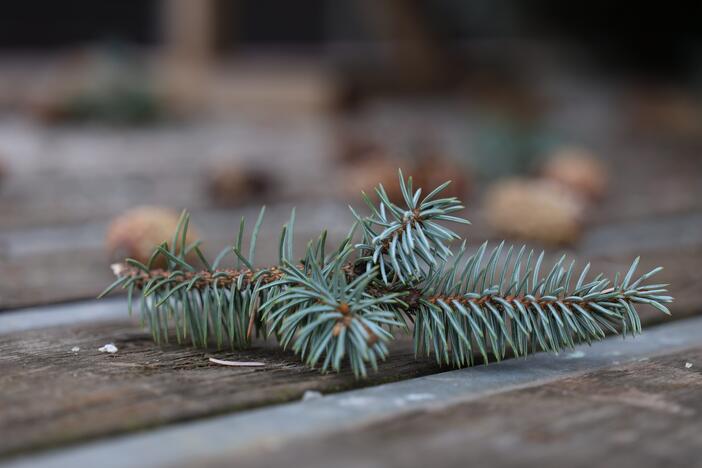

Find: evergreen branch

[413,242,672,366]
[262,256,404,378]
[101,170,673,378]
[352,170,469,284]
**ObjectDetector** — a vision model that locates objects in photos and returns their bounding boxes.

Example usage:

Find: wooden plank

[0,105,699,309]
[0,320,440,458]
[0,117,330,230]
[6,314,702,468]
[212,347,702,468]
[588,143,702,224]
[0,203,353,309]
[2,213,700,312]
[0,106,700,232]
[0,247,113,310]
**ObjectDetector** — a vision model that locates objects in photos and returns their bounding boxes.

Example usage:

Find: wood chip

[208,357,265,367]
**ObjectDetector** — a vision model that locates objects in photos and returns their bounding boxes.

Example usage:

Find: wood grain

[0,109,700,310]
[215,347,702,468]
[0,61,701,468]
[2,210,701,311]
[0,320,440,458]
[0,286,696,461]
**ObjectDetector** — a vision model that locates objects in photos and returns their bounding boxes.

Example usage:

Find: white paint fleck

[71,346,80,353]
[393,393,436,407]
[565,351,586,359]
[98,343,118,354]
[685,362,693,369]
[338,396,374,407]
[302,390,323,401]
[405,393,435,402]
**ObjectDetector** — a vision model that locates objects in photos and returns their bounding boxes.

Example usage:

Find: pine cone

[106,206,199,267]
[483,178,586,245]
[542,147,608,200]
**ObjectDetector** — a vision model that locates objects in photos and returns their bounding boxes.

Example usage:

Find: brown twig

[112,263,285,289]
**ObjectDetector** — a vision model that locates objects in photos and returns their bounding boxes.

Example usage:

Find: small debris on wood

[335,132,385,164]
[206,164,275,207]
[71,346,80,353]
[413,155,472,200]
[342,157,406,202]
[302,390,323,401]
[98,343,118,354]
[410,138,472,199]
[685,362,693,369]
[208,357,265,367]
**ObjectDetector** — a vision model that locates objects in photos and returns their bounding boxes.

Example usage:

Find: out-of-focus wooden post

[162,0,216,65]
[159,0,218,113]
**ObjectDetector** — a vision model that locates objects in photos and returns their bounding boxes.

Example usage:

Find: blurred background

[0,0,701,310]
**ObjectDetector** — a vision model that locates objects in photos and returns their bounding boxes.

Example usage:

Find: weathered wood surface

[5,316,701,468]
[0,285,696,462]
[0,107,700,230]
[0,85,700,466]
[0,203,355,310]
[2,208,701,311]
[0,104,700,310]
[0,320,440,458]
[0,117,333,230]
[215,347,702,468]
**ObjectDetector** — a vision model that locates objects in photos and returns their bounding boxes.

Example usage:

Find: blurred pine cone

[542,147,608,201]
[484,178,586,245]
[106,206,199,267]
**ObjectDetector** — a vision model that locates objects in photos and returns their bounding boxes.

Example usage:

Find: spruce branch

[412,242,671,366]
[101,171,673,378]
[351,169,470,284]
